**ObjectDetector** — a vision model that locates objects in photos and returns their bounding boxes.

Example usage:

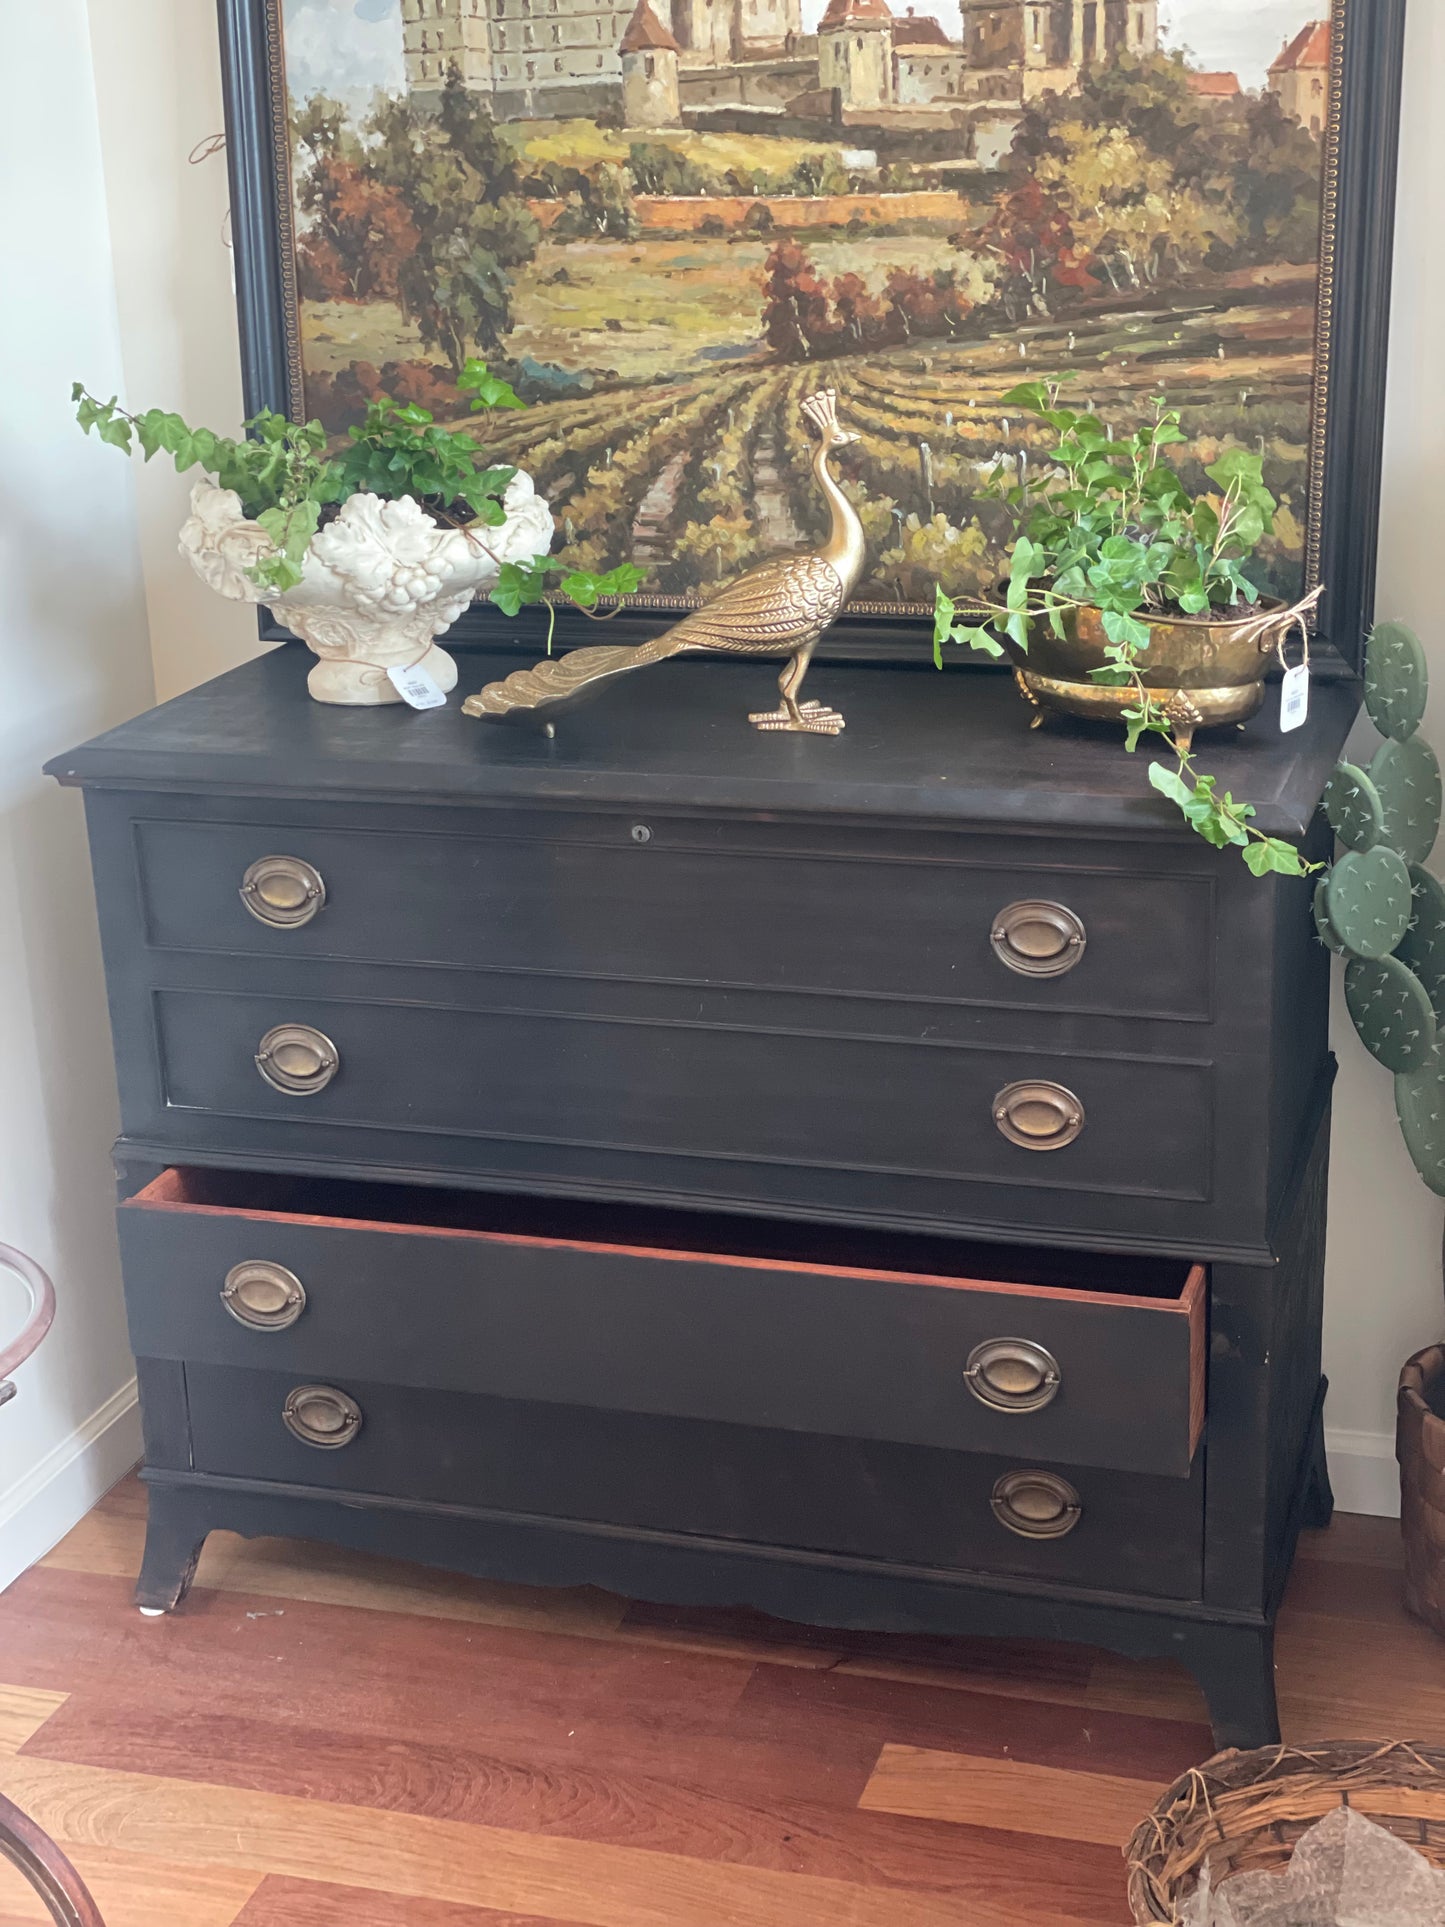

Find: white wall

[85,1,258,702]
[0,0,157,1588]
[1321,0,1445,1516]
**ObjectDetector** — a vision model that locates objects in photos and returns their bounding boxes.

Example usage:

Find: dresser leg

[1300,1375,1335,1530]
[1186,1623,1280,1750]
[135,1485,209,1614]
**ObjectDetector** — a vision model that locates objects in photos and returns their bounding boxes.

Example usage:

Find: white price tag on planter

[1279,661,1310,733]
[387,662,448,710]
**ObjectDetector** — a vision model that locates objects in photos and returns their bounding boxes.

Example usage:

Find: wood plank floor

[0,1478,1432,1926]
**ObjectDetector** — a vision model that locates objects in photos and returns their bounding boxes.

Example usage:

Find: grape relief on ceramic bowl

[179,476,555,705]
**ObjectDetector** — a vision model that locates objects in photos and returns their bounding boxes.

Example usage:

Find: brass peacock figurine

[462,388,866,734]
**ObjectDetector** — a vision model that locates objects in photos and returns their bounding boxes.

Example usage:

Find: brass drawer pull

[964,1337,1061,1413]
[283,1384,362,1449]
[991,1469,1082,1540]
[255,1024,339,1095]
[990,900,1086,978]
[240,855,326,928]
[993,1080,1084,1151]
[222,1260,306,1332]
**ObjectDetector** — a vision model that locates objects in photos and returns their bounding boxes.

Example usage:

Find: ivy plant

[933,379,1314,878]
[73,389,337,593]
[73,361,642,622]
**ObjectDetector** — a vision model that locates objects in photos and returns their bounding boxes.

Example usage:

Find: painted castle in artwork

[401,0,1159,142]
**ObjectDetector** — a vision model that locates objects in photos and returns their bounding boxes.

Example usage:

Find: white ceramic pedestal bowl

[179,474,555,705]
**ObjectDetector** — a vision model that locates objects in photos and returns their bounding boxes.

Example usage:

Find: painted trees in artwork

[761,240,835,357]
[983,51,1323,308]
[762,244,975,360]
[366,80,542,373]
[294,75,541,375]
[294,95,420,303]
[969,177,1096,321]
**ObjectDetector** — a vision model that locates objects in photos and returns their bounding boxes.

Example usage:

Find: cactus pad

[1397,864,1445,1024]
[1312,878,1347,954]
[1369,734,1443,866]
[1320,761,1384,851]
[1344,954,1437,1071]
[1364,620,1428,742]
[1322,845,1413,958]
[1396,1058,1445,1196]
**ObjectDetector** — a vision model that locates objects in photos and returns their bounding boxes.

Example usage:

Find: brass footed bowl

[1009,598,1290,748]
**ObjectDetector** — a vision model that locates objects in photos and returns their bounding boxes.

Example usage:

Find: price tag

[1280,661,1309,733]
[387,662,447,710]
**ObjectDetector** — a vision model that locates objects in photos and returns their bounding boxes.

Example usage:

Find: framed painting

[218,0,1404,665]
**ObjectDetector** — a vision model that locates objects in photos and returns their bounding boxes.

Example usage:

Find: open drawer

[119,1169,1206,1477]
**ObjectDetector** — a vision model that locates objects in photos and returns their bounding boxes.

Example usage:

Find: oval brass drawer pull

[255,1024,339,1095]
[993,1080,1084,1151]
[283,1384,362,1449]
[240,855,326,929]
[221,1260,306,1332]
[990,900,1086,978]
[991,1469,1082,1540]
[963,1337,1061,1413]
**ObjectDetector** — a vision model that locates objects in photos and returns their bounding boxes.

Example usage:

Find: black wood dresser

[49,645,1355,1745]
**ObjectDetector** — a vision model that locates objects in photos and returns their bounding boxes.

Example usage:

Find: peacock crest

[799,388,856,446]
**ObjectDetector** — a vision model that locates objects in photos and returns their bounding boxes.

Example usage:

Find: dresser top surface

[48,643,1356,836]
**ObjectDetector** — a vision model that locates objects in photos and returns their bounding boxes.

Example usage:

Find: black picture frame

[217,0,1405,672]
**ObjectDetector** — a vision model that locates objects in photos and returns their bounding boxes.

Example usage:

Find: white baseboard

[0,1377,141,1593]
[1326,1425,1401,1518]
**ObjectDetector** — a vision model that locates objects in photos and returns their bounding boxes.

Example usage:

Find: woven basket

[1400,1344,1445,1637]
[1125,1741,1445,1923]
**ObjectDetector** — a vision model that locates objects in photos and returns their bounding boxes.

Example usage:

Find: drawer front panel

[119,1172,1206,1475]
[151,989,1213,1206]
[181,1364,1205,1600]
[133,817,1213,1021]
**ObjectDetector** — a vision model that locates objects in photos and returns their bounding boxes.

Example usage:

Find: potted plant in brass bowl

[934,380,1319,876]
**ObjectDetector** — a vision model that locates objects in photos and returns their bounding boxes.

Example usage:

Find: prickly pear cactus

[1398,865,1445,1025]
[1323,845,1413,959]
[1364,619,1428,742]
[1345,953,1438,1072]
[1315,619,1445,1193]
[1320,762,1384,852]
[1370,734,1443,866]
[1396,1060,1445,1196]
[1313,877,1347,955]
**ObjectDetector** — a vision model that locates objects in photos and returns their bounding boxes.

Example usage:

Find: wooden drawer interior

[122,1168,1206,1475]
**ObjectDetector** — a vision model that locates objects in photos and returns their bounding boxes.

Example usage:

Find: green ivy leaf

[997,380,1053,414]
[1121,702,1172,753]
[1101,608,1150,649]
[1147,762,1196,811]
[1205,447,1265,492]
[490,556,550,617]
[586,563,646,599]
[249,552,306,594]
[962,624,1006,659]
[254,498,321,576]
[458,358,525,412]
[1243,837,1308,877]
[932,584,955,667]
[1231,503,1266,551]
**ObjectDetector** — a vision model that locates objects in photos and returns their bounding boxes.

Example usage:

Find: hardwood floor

[0,1479,1430,1926]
